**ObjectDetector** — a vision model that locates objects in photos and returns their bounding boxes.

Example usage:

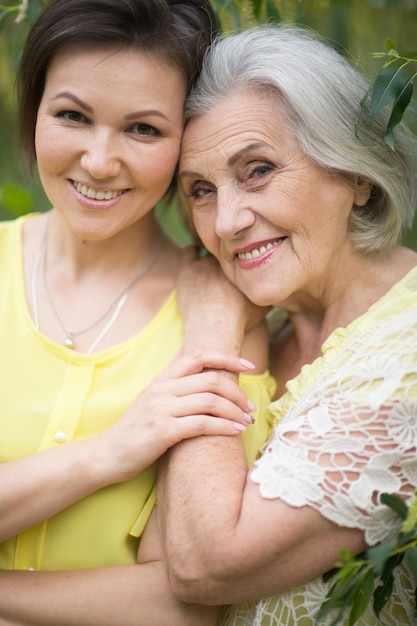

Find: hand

[178,247,270,342]
[99,350,256,482]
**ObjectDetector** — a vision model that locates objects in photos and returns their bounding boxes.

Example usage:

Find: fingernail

[243,413,255,424]
[239,358,255,369]
[247,400,256,412]
[233,422,247,432]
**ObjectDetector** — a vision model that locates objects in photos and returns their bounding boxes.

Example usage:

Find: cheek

[35,123,75,173]
[143,144,181,187]
[192,211,217,250]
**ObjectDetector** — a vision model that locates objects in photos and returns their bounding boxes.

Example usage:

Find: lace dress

[219,267,417,626]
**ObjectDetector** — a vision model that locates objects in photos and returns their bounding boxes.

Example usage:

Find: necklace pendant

[64,333,75,349]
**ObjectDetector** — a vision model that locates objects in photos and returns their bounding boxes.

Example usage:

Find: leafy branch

[317,493,417,625]
[358,39,417,149]
[0,0,46,28]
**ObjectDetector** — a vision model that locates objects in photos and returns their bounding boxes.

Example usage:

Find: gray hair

[185,25,417,254]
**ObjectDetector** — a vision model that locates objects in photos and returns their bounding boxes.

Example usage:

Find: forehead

[181,89,296,167]
[46,42,187,97]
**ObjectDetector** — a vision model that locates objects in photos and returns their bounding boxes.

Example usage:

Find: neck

[285,246,416,354]
[47,210,164,280]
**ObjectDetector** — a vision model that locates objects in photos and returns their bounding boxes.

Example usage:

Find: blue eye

[191,187,211,198]
[250,163,273,177]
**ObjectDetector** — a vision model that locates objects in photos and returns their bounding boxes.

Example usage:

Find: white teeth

[238,240,279,261]
[73,181,124,200]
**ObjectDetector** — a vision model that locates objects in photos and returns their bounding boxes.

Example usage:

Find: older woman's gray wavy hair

[184,25,417,254]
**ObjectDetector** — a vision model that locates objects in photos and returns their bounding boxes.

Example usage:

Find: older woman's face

[180,90,369,308]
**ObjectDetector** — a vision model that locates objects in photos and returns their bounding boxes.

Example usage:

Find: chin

[241,287,276,308]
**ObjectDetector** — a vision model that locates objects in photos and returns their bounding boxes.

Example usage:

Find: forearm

[0,438,115,542]
[159,435,249,591]
[0,564,219,626]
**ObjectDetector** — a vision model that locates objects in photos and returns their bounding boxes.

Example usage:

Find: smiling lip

[72,180,127,201]
[236,238,284,261]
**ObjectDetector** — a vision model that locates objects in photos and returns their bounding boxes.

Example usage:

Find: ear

[353,176,373,207]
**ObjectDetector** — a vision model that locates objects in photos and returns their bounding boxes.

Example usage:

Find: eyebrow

[180,141,269,179]
[53,92,93,112]
[227,142,268,166]
[124,110,169,122]
[52,92,169,121]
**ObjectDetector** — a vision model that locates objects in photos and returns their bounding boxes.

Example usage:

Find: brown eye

[58,110,87,123]
[129,123,159,136]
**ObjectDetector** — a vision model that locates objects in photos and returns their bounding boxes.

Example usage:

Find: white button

[27,567,36,571]
[54,430,68,443]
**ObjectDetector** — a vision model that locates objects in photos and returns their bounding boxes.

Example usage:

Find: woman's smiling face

[180,89,369,309]
[35,43,186,241]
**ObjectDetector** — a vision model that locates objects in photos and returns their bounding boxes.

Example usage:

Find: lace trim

[253,306,417,545]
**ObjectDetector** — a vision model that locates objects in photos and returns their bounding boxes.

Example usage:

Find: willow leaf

[266,0,280,21]
[369,67,409,123]
[405,546,417,573]
[250,0,263,18]
[349,570,374,626]
[386,77,413,132]
[380,493,409,520]
[366,542,392,576]
[373,573,394,617]
[0,10,9,27]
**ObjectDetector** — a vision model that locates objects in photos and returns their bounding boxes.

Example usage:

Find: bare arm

[159,435,366,605]
[0,508,219,626]
[159,250,365,605]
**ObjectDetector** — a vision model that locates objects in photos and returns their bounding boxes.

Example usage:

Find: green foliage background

[0,0,416,248]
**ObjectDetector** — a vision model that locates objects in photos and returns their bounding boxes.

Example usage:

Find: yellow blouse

[0,215,275,572]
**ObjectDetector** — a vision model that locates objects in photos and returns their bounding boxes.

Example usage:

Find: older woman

[160,26,417,625]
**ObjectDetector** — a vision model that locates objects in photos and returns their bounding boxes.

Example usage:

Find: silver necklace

[32,214,163,354]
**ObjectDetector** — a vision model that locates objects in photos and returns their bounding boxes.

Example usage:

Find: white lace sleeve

[251,306,417,546]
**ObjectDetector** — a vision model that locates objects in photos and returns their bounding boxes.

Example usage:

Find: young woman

[0,3,274,624]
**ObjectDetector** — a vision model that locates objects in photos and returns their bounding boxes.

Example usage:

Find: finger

[161,391,254,425]
[160,350,255,380]
[158,371,248,419]
[163,414,249,448]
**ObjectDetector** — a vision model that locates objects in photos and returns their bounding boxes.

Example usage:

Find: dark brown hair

[17,0,218,171]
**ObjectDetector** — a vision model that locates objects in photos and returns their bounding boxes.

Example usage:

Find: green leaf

[0,10,9,28]
[323,566,339,582]
[385,77,413,135]
[380,493,409,521]
[250,0,263,18]
[27,0,42,24]
[0,182,33,217]
[369,67,410,123]
[366,542,392,576]
[373,572,394,617]
[383,131,395,150]
[382,553,404,583]
[349,570,374,625]
[265,0,280,22]
[405,546,417,572]
[386,38,396,52]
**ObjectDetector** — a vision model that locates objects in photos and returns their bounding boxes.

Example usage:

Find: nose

[215,185,256,240]
[80,129,122,179]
